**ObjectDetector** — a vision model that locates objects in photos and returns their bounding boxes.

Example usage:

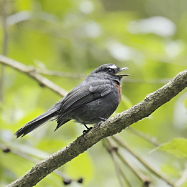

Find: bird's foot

[83,124,92,134]
[97,121,103,127]
[83,127,92,134]
[97,117,107,127]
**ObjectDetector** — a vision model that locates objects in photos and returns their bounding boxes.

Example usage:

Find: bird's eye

[107,68,115,73]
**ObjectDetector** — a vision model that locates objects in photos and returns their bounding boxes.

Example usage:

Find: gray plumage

[15,64,128,138]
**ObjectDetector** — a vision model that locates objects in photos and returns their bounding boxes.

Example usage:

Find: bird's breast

[114,81,122,103]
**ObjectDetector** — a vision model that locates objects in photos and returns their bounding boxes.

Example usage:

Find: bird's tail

[15,101,62,138]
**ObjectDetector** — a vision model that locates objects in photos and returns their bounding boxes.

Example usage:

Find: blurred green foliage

[159,138,187,159]
[0,0,187,186]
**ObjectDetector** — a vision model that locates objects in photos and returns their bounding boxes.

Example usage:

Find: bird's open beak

[116,67,129,77]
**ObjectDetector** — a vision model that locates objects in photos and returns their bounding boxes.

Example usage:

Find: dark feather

[56,80,114,126]
[14,100,62,138]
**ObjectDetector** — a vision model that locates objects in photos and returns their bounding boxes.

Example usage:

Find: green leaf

[158,138,187,159]
[161,163,180,177]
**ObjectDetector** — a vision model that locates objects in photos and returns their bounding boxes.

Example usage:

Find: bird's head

[90,64,129,84]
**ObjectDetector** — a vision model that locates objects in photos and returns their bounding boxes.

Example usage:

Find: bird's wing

[59,80,114,115]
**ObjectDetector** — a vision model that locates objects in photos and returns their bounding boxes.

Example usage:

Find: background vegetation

[0,0,187,186]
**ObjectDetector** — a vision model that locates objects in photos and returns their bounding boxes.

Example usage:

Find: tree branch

[35,68,86,79]
[103,139,125,187]
[111,136,174,186]
[127,127,160,146]
[0,55,67,97]
[6,67,187,187]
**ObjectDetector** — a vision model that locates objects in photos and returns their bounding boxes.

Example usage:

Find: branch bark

[5,66,187,186]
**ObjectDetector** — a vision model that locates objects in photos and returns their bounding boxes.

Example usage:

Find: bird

[15,64,129,138]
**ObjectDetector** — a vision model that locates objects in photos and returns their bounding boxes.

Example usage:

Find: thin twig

[175,168,187,186]
[37,68,171,85]
[123,78,171,85]
[103,139,133,187]
[119,167,133,187]
[0,142,38,162]
[0,0,8,102]
[112,136,175,186]
[106,137,151,186]
[36,68,170,84]
[35,69,86,79]
[116,149,151,186]
[0,142,71,182]
[103,139,125,187]
[0,55,67,97]
[127,127,160,146]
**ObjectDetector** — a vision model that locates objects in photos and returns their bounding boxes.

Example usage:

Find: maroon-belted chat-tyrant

[15,64,129,138]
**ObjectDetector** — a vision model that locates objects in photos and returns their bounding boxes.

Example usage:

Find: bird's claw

[96,117,107,127]
[97,121,103,127]
[83,127,92,134]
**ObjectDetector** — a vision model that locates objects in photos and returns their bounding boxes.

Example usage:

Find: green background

[0,0,187,186]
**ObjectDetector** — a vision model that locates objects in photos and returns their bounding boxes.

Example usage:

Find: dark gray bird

[15,64,129,138]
